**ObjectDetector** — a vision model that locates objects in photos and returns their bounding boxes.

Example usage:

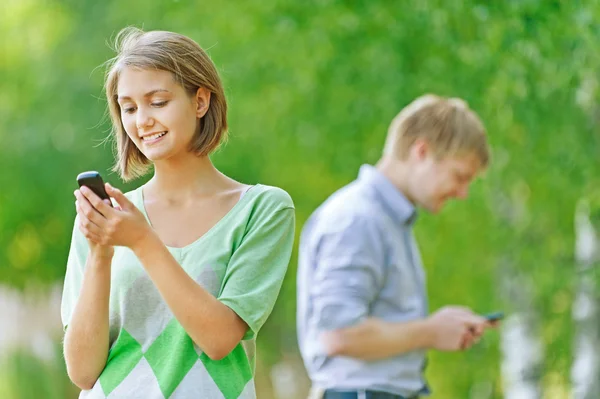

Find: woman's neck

[145,154,239,202]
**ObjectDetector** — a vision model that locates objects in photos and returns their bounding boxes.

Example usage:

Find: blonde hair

[384,94,489,167]
[104,27,228,181]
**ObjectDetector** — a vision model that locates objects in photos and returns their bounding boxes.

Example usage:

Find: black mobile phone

[76,171,112,205]
[484,312,504,322]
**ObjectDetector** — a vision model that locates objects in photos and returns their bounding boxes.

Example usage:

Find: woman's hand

[75,192,114,260]
[74,183,152,250]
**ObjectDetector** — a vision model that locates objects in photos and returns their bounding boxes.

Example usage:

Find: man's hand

[425,306,489,351]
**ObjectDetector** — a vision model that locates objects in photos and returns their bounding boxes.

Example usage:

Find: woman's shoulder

[247,184,294,210]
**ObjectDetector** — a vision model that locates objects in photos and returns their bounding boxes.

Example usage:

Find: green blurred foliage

[0,345,79,399]
[1,0,600,397]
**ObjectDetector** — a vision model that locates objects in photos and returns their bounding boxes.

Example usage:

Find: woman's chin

[142,149,171,163]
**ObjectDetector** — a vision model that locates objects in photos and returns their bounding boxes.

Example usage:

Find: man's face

[411,149,482,213]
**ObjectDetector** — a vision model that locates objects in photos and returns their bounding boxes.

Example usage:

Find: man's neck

[375,157,416,205]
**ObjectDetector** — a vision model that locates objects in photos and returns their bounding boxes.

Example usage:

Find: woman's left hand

[75,183,152,250]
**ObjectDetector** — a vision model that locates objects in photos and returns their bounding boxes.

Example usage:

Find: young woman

[61,27,295,399]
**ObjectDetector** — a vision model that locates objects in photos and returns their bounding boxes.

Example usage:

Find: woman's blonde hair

[384,94,490,167]
[104,27,228,181]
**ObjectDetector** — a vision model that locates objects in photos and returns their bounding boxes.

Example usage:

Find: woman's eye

[122,107,135,114]
[152,101,168,107]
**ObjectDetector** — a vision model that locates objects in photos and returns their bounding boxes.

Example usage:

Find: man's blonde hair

[104,27,228,181]
[384,94,489,167]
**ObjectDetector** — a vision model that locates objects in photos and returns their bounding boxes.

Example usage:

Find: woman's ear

[195,87,211,118]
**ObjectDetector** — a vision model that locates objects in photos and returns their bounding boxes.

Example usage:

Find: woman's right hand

[65,193,114,389]
[75,191,115,260]
[89,241,114,260]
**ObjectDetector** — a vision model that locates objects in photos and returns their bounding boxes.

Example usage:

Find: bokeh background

[2,1,600,398]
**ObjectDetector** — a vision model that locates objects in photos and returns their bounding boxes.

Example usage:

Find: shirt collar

[358,164,417,226]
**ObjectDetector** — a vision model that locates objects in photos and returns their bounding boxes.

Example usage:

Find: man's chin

[423,201,444,214]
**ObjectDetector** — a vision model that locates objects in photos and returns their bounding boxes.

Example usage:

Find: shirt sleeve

[61,216,89,331]
[310,214,386,331]
[218,188,296,340]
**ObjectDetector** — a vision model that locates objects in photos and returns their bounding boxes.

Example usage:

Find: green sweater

[62,184,295,399]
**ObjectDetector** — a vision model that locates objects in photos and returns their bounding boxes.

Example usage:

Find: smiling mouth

[142,132,167,141]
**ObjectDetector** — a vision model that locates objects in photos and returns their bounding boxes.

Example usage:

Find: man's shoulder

[308,182,383,236]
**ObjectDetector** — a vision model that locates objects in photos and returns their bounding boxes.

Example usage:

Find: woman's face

[116,67,208,162]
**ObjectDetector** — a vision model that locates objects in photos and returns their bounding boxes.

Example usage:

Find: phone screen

[484,312,504,322]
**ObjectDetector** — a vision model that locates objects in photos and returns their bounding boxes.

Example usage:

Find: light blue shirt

[297,164,430,397]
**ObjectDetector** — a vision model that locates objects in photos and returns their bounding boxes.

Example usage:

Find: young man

[297,94,495,399]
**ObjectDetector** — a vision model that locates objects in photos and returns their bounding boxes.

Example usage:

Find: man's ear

[411,138,430,161]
